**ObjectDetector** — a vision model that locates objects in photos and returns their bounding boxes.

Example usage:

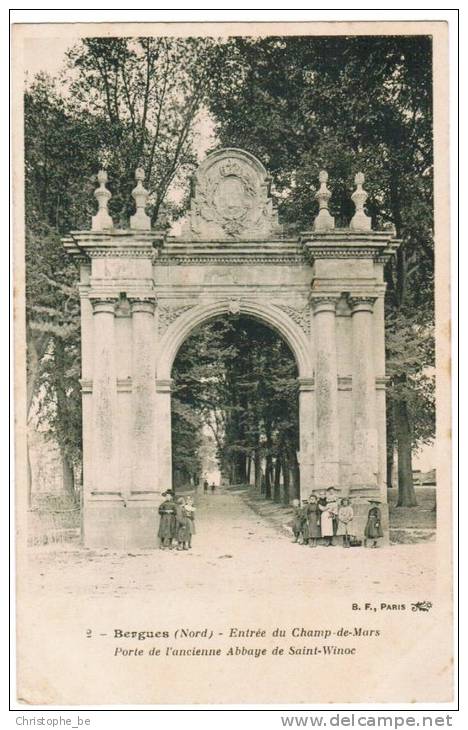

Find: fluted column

[89,294,118,492]
[350,295,378,488]
[298,377,315,498]
[155,379,173,493]
[130,296,156,493]
[311,295,340,489]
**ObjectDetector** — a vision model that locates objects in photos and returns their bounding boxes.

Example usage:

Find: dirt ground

[26,486,436,601]
[18,486,450,705]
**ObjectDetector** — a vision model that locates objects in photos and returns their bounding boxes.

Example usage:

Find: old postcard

[12,20,452,705]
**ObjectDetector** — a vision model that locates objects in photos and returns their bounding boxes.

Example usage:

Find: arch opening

[170,313,301,502]
[156,300,313,381]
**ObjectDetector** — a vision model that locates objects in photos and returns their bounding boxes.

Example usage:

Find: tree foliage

[208,35,435,505]
[172,316,299,499]
[66,36,223,224]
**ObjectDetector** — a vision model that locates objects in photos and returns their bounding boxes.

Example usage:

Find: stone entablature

[64,147,399,549]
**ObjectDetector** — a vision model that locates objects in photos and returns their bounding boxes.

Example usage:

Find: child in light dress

[336,497,354,547]
[184,495,196,548]
[320,487,339,546]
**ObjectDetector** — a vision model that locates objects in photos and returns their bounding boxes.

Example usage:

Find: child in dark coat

[291,499,303,543]
[158,491,177,549]
[306,494,322,547]
[364,500,384,547]
[299,500,310,545]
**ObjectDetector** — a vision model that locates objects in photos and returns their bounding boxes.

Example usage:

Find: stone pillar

[89,295,118,493]
[298,377,314,498]
[311,295,340,489]
[130,296,156,494]
[373,290,388,499]
[78,282,93,506]
[350,295,378,489]
[155,379,173,493]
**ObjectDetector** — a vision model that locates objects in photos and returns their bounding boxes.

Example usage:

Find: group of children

[291,486,384,548]
[157,491,196,550]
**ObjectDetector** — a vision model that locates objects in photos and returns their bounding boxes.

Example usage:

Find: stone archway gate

[64,148,398,549]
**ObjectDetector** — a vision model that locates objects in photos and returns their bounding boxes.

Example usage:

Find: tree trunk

[287,446,300,501]
[265,455,272,499]
[254,448,262,491]
[395,398,418,507]
[281,455,290,505]
[387,449,394,490]
[386,397,395,489]
[264,420,273,499]
[62,451,78,504]
[273,456,281,502]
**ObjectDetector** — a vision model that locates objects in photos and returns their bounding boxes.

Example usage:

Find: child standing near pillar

[364,500,384,547]
[184,495,196,549]
[321,487,339,546]
[306,494,321,547]
[158,491,177,549]
[300,500,310,545]
[175,497,191,551]
[337,497,354,548]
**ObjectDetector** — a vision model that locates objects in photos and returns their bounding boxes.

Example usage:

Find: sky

[23,36,75,78]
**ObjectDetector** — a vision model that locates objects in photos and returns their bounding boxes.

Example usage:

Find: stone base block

[83,498,159,549]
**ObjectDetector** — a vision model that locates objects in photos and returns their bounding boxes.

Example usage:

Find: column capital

[310,294,341,314]
[129,295,156,315]
[348,295,377,313]
[89,293,119,314]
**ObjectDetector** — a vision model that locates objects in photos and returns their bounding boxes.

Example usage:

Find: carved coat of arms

[182,149,279,240]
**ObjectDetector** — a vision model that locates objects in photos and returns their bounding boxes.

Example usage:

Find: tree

[66,37,223,225]
[208,35,435,505]
[25,76,99,502]
[24,38,227,499]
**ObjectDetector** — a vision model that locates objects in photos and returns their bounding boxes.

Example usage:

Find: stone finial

[313,170,335,231]
[91,170,113,231]
[350,172,372,231]
[130,167,151,230]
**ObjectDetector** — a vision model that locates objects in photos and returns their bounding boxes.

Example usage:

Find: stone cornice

[156,255,305,266]
[63,229,166,260]
[155,239,304,266]
[64,229,399,265]
[89,248,156,259]
[80,375,389,394]
[300,230,400,264]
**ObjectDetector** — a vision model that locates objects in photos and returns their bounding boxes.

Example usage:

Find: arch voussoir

[156,299,313,381]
